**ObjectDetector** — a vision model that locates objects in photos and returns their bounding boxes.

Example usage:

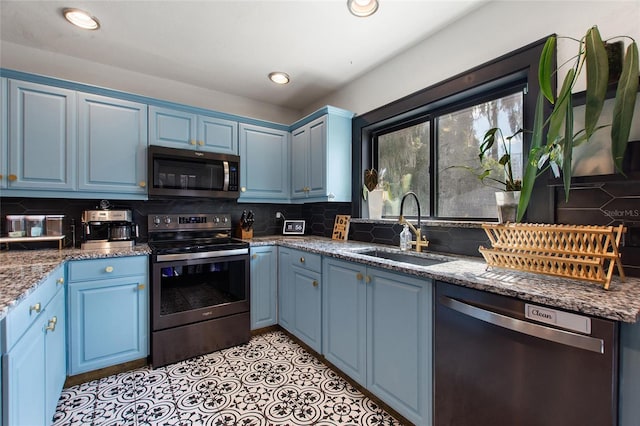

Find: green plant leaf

[562,94,574,201]
[480,128,498,160]
[539,36,557,104]
[584,26,609,139]
[547,67,575,148]
[612,41,640,173]
[517,91,546,222]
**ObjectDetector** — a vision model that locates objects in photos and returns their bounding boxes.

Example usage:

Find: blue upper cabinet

[238,123,290,203]
[7,80,76,191]
[290,107,354,203]
[149,106,238,155]
[1,78,7,189]
[78,93,148,196]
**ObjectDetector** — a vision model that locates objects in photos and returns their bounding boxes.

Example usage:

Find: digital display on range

[179,216,207,224]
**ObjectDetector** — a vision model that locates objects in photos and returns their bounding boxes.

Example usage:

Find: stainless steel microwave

[148,145,240,199]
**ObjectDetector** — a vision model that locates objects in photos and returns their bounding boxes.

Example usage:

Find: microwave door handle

[223,161,230,191]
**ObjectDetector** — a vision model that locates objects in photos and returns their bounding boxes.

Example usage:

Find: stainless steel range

[148,213,250,368]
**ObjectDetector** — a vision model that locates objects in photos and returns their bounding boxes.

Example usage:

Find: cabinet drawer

[290,249,322,273]
[4,267,64,351]
[68,255,148,282]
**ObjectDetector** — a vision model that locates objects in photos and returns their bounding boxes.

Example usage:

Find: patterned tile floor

[53,331,404,425]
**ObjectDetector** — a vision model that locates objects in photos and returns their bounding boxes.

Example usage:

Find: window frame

[352,36,555,223]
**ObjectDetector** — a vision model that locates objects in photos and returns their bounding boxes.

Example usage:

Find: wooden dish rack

[479,223,626,289]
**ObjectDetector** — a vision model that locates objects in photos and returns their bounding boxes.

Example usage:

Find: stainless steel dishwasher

[434,281,618,426]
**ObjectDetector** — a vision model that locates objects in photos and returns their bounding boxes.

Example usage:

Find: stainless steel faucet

[399,191,429,252]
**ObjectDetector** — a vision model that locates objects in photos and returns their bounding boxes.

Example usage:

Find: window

[374,88,523,219]
[353,37,548,222]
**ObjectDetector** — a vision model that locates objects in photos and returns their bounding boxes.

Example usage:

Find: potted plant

[455,127,523,222]
[515,25,639,222]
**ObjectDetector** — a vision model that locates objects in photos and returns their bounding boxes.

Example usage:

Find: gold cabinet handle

[252,254,258,259]
[45,316,58,332]
[0,174,3,179]
[30,302,42,314]
[198,140,204,146]
[300,257,305,263]
[365,275,371,284]
[137,284,145,290]
[312,280,319,287]
[8,174,17,182]
[241,187,246,192]
[139,181,146,188]
[105,266,114,273]
[190,140,197,145]
[57,277,64,285]
[356,272,363,280]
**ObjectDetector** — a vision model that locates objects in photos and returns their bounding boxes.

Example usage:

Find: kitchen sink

[358,249,449,267]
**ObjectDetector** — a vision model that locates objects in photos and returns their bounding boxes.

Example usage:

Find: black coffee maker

[81,203,138,250]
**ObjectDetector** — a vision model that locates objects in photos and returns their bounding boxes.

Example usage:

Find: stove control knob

[213,217,220,223]
[222,217,228,223]
[164,217,172,225]
[153,216,161,226]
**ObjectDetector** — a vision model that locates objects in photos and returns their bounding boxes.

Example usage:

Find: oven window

[153,158,224,191]
[159,258,246,315]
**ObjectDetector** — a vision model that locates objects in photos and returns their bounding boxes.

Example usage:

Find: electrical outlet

[275,212,284,219]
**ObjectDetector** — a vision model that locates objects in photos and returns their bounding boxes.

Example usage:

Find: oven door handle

[156,248,249,262]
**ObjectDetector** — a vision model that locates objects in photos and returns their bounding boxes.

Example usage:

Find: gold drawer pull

[138,284,145,290]
[356,273,363,280]
[365,276,371,284]
[57,277,64,285]
[105,266,114,273]
[45,316,58,332]
[198,140,204,146]
[252,254,258,259]
[312,280,319,287]
[300,257,305,263]
[139,181,146,188]
[8,174,17,182]
[30,302,42,314]
[190,140,197,145]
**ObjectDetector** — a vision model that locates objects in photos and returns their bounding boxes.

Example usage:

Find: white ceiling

[0,0,487,111]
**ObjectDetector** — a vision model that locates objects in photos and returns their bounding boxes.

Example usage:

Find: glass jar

[46,215,65,236]
[6,215,26,237]
[25,215,45,237]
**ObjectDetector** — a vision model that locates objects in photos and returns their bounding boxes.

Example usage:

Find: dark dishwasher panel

[434,281,618,426]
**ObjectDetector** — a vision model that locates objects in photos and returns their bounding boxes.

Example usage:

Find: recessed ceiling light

[63,8,100,30]
[347,0,379,17]
[268,72,290,85]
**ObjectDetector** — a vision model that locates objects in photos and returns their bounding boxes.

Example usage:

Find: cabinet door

[148,106,197,149]
[277,247,294,332]
[8,80,76,190]
[366,268,431,426]
[238,123,290,202]
[68,275,148,375]
[198,115,238,154]
[322,258,366,385]
[291,126,308,199]
[292,265,322,353]
[78,93,148,195]
[250,246,278,330]
[44,288,66,424]
[1,78,7,189]
[4,315,46,426]
[306,116,327,197]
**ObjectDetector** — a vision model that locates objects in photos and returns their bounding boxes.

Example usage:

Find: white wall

[0,41,301,125]
[308,0,640,117]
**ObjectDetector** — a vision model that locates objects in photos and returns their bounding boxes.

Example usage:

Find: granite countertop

[2,237,640,324]
[0,245,150,320]
[249,236,640,323]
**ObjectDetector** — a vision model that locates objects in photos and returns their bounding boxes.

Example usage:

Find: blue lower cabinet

[3,282,65,426]
[322,258,432,426]
[278,247,322,353]
[250,246,278,330]
[67,256,148,375]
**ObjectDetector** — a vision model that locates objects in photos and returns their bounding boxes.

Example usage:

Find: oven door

[151,252,250,331]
